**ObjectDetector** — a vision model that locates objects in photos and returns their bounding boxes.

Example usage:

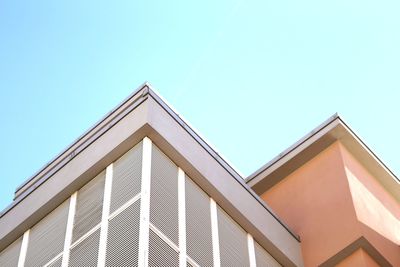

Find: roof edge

[14,82,151,198]
[319,236,392,267]
[246,113,340,183]
[246,114,400,202]
[1,82,302,258]
[6,83,300,242]
[15,82,245,200]
[145,86,300,241]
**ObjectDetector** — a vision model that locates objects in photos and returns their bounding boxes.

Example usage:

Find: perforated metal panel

[150,145,179,246]
[105,200,140,267]
[46,256,62,267]
[25,199,69,267]
[148,229,179,267]
[217,206,249,267]
[69,228,100,267]
[254,241,281,267]
[72,171,105,242]
[110,142,143,213]
[0,237,22,267]
[185,176,213,267]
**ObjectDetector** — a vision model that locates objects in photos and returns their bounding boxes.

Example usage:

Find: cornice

[246,114,400,203]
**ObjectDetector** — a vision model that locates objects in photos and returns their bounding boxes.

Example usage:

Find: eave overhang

[0,83,303,267]
[246,114,400,203]
[319,236,392,267]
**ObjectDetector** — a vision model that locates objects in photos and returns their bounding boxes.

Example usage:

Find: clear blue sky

[0,0,399,211]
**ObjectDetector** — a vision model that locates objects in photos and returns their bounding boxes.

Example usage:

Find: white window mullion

[108,193,141,221]
[210,199,221,267]
[70,224,101,249]
[149,223,180,253]
[17,230,30,267]
[61,192,77,267]
[178,168,186,267]
[97,163,114,267]
[138,137,152,267]
[247,234,257,267]
[43,252,63,267]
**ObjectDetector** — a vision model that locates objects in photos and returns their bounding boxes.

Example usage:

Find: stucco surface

[336,249,380,267]
[261,141,400,266]
[261,142,360,266]
[341,144,400,265]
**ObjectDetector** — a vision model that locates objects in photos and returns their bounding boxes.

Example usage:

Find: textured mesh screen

[0,237,22,267]
[25,199,69,267]
[69,228,100,267]
[150,145,179,246]
[72,171,105,242]
[148,229,179,267]
[254,241,281,267]
[105,200,140,267]
[110,142,143,213]
[185,177,213,267]
[217,206,249,267]
[46,256,62,267]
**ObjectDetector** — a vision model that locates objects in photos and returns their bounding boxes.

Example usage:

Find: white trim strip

[210,199,221,267]
[186,255,200,267]
[43,252,62,267]
[108,193,141,220]
[17,230,30,267]
[178,168,186,267]
[61,192,77,267]
[138,137,152,267]
[97,163,114,267]
[247,234,257,267]
[70,223,101,249]
[149,223,179,253]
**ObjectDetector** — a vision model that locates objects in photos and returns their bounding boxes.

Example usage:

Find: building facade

[0,83,398,266]
[247,116,400,266]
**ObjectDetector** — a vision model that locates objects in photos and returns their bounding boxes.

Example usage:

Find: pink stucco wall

[336,249,380,267]
[341,144,400,265]
[260,141,400,266]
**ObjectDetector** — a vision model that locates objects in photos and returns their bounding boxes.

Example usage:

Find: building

[0,83,398,267]
[246,115,400,266]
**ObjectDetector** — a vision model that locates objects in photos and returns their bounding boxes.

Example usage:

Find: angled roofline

[147,85,300,237]
[246,114,400,202]
[0,82,303,266]
[319,236,392,267]
[9,82,246,214]
[9,83,297,238]
[14,81,151,197]
[14,82,245,201]
[247,113,340,183]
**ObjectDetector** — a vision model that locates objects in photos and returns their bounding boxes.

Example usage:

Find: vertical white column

[138,137,152,267]
[17,230,30,267]
[178,168,186,267]
[210,199,221,267]
[61,192,77,267]
[97,164,114,267]
[247,234,257,267]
